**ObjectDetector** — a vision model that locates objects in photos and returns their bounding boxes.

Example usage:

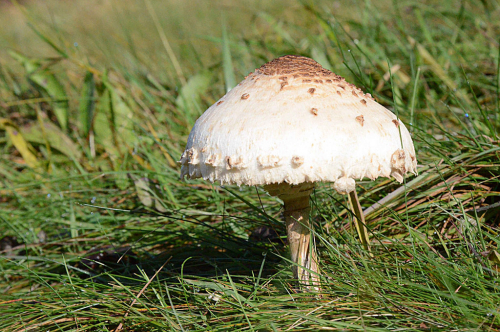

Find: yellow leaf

[0,118,39,168]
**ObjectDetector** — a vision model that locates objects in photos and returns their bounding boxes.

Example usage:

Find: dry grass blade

[114,256,172,331]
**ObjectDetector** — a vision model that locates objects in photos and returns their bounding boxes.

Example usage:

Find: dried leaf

[132,176,168,212]
[488,250,500,265]
[22,121,83,160]
[134,177,153,207]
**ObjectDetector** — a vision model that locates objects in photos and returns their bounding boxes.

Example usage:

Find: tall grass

[1,0,499,330]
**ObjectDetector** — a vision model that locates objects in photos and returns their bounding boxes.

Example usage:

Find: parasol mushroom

[180,55,417,288]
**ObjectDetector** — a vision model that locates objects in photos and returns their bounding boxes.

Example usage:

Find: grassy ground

[1,0,500,330]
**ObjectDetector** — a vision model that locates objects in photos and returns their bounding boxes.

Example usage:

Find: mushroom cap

[180,55,417,193]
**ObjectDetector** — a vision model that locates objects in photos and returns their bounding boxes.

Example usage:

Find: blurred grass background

[1,0,500,330]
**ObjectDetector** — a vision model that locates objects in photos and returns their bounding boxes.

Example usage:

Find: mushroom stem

[265,182,319,289]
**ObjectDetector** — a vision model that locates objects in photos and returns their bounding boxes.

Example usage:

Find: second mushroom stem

[348,190,371,254]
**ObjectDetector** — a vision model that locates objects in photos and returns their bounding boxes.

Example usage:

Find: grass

[1,0,499,330]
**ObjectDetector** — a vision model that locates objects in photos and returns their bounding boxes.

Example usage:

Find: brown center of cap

[255,55,339,78]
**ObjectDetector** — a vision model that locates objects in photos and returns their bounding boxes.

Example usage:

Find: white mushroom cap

[180,55,417,193]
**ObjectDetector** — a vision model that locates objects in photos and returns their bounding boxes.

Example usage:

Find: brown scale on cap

[356,115,365,126]
[291,156,304,167]
[310,108,318,116]
[360,99,367,105]
[216,100,224,106]
[347,82,366,97]
[308,88,316,95]
[187,148,199,165]
[391,149,407,182]
[205,154,221,166]
[392,119,400,128]
[225,156,245,170]
[241,93,250,100]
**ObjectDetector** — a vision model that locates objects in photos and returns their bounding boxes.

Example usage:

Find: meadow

[1,0,499,330]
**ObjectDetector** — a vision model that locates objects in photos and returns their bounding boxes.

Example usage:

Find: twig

[475,201,500,212]
[363,184,408,216]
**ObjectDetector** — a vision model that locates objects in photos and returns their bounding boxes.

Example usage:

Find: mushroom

[180,55,417,288]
